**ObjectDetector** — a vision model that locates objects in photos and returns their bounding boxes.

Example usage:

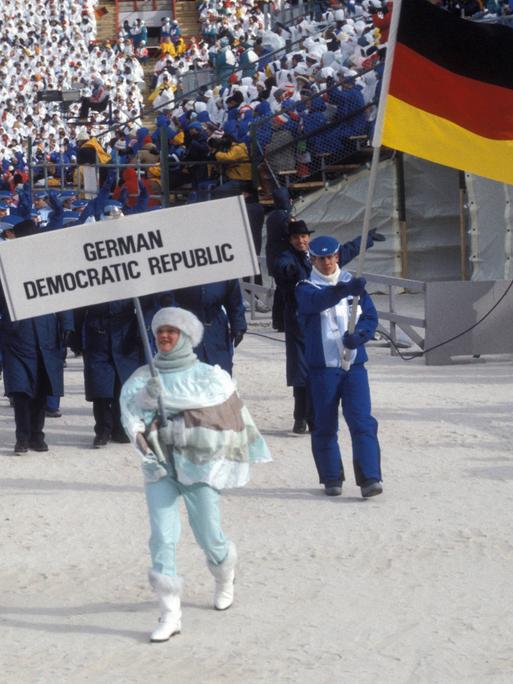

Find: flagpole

[133,297,168,428]
[341,0,404,370]
[371,0,404,150]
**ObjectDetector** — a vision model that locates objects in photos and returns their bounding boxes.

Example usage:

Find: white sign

[0,196,259,321]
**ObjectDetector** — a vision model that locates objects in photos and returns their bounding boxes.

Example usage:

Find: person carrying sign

[120,307,271,642]
[0,220,73,454]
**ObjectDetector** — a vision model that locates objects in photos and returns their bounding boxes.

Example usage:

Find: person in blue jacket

[295,235,382,498]
[0,219,73,454]
[274,220,385,434]
[172,281,246,376]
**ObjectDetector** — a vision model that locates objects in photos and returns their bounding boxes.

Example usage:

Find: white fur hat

[151,307,204,347]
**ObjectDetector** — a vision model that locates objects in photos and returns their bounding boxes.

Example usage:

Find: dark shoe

[45,409,62,418]
[361,480,383,498]
[324,481,342,496]
[14,442,28,455]
[93,435,110,449]
[29,439,49,452]
[111,432,130,444]
[292,419,307,434]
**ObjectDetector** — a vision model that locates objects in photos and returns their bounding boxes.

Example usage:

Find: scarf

[311,264,341,286]
[154,333,197,372]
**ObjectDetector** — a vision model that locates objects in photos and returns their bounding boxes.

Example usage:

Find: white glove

[141,451,167,483]
[146,376,163,399]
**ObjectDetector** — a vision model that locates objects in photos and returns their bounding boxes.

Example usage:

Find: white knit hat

[151,307,204,347]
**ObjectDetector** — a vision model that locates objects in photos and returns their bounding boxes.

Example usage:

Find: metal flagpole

[133,297,168,427]
[341,0,404,370]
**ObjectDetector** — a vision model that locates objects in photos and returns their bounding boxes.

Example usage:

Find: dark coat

[172,281,246,375]
[274,246,312,387]
[265,187,291,278]
[77,298,157,401]
[274,235,370,387]
[0,294,73,398]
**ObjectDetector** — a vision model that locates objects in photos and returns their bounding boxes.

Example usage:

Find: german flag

[380,0,513,185]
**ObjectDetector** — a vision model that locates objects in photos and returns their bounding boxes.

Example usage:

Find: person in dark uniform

[172,281,247,376]
[274,220,315,433]
[72,298,157,448]
[0,219,73,454]
[265,187,293,332]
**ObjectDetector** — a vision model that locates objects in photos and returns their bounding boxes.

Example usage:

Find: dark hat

[1,218,40,238]
[288,219,314,236]
[309,235,340,256]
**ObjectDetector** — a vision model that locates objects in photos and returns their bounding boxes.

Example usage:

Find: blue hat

[72,199,89,208]
[58,190,78,199]
[187,121,203,131]
[63,211,81,225]
[309,235,340,256]
[0,201,10,210]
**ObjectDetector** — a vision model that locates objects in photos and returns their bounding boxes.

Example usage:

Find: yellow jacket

[215,143,252,181]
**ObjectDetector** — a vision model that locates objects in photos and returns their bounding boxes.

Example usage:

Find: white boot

[207,542,237,611]
[148,570,183,642]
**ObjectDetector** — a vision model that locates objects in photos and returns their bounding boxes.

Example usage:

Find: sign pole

[133,297,168,427]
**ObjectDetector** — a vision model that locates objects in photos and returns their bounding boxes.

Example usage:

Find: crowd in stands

[3,0,511,211]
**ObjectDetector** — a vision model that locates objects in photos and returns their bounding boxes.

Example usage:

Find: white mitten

[146,376,163,399]
[141,451,167,483]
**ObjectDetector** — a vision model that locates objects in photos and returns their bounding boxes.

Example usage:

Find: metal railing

[241,261,427,354]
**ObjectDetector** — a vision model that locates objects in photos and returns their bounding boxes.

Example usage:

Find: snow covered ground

[1,313,512,684]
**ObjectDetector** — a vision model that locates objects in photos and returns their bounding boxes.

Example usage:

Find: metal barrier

[355,272,426,357]
[28,154,254,206]
[240,265,427,350]
[273,0,316,26]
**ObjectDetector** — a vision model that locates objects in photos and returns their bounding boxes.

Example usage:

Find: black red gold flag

[377,0,513,184]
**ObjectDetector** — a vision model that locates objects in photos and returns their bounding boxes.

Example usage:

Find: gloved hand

[343,330,366,349]
[345,276,367,297]
[368,227,386,245]
[232,332,244,348]
[146,376,163,399]
[141,451,167,483]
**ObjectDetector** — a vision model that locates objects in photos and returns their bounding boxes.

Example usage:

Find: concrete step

[94,2,116,43]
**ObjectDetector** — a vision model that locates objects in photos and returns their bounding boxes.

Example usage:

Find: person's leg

[111,377,130,443]
[309,368,344,485]
[29,389,47,450]
[145,474,183,641]
[292,386,308,433]
[341,364,382,488]
[12,392,32,449]
[182,482,236,610]
[46,395,61,417]
[78,97,90,119]
[145,475,182,576]
[182,483,228,565]
[92,398,113,442]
